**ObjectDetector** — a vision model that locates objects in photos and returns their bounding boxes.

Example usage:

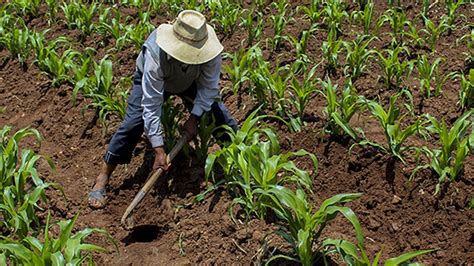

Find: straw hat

[155,10,223,65]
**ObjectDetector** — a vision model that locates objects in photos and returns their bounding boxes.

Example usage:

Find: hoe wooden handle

[121,135,188,226]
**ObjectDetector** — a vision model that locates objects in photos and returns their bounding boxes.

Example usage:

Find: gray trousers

[104,70,238,165]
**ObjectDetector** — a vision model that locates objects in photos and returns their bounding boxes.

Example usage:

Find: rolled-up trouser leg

[104,71,144,165]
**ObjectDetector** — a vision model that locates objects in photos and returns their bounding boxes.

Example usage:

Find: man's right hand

[153,146,169,171]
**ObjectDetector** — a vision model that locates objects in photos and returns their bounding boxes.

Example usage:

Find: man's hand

[183,114,199,141]
[153,146,169,171]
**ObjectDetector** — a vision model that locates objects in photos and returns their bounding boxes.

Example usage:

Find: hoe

[121,135,187,229]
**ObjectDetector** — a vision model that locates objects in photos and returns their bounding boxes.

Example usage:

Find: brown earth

[0,1,473,265]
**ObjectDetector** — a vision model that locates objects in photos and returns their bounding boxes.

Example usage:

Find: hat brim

[155,24,223,65]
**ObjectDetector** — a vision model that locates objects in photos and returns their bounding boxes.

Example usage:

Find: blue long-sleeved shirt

[140,49,222,148]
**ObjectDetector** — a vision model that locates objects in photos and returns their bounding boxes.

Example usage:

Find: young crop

[222,48,252,106]
[359,91,422,162]
[210,2,241,36]
[376,46,413,89]
[0,212,116,265]
[405,19,424,48]
[322,0,348,39]
[161,97,186,151]
[457,25,473,66]
[322,32,343,74]
[123,13,155,50]
[343,35,377,80]
[239,8,264,46]
[0,27,31,68]
[61,0,101,36]
[205,110,317,220]
[377,8,410,46]
[0,126,56,238]
[269,0,293,51]
[445,0,465,33]
[8,0,42,18]
[456,69,474,109]
[260,185,362,265]
[45,0,59,25]
[287,29,315,72]
[121,0,145,8]
[350,1,374,35]
[297,0,323,24]
[320,79,363,140]
[414,111,473,194]
[421,16,450,52]
[415,55,454,98]
[97,7,129,50]
[288,65,318,126]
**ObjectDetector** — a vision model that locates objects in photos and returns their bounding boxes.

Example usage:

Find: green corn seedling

[0,126,56,238]
[123,13,155,50]
[45,0,59,25]
[350,1,374,35]
[322,31,343,73]
[405,19,424,48]
[297,0,323,24]
[206,110,317,220]
[288,65,318,124]
[9,0,42,18]
[0,27,31,67]
[445,0,465,33]
[260,185,362,266]
[269,0,293,51]
[377,8,410,46]
[161,97,185,151]
[415,55,454,98]
[456,69,474,109]
[320,79,363,140]
[376,46,413,89]
[421,16,450,52]
[121,0,145,8]
[0,212,116,265]
[287,29,315,72]
[457,25,473,66]
[61,0,100,36]
[360,90,422,162]
[414,111,473,194]
[323,0,348,38]
[239,8,264,46]
[343,35,377,80]
[222,48,252,107]
[97,7,129,50]
[211,2,241,36]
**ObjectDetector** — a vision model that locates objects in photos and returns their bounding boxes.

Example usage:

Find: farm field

[0,0,473,265]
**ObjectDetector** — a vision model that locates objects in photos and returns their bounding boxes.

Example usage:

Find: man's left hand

[183,115,199,141]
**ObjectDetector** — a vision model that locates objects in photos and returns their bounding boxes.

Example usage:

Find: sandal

[88,188,107,209]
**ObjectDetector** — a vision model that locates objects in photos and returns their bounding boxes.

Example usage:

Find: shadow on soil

[121,224,168,245]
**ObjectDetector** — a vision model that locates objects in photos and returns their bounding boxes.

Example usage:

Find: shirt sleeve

[192,54,222,117]
[141,49,165,148]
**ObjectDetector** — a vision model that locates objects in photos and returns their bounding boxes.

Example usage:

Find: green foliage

[269,0,293,51]
[421,16,450,52]
[0,212,116,265]
[376,46,413,89]
[415,111,473,194]
[261,185,362,266]
[377,8,410,46]
[0,27,31,67]
[297,0,323,24]
[205,110,317,220]
[323,0,348,38]
[210,1,242,36]
[97,7,129,50]
[456,69,474,109]
[415,55,454,98]
[239,8,264,46]
[320,79,363,140]
[343,35,377,80]
[444,0,465,33]
[8,0,42,18]
[350,1,374,35]
[122,12,155,50]
[322,31,343,72]
[287,29,315,71]
[161,97,185,151]
[61,0,101,36]
[222,48,252,99]
[0,126,56,239]
[360,90,423,162]
[288,65,318,124]
[45,0,59,25]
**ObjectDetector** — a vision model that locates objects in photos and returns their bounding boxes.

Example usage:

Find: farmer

[88,10,238,209]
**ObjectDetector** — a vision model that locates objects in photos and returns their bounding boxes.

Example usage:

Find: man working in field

[88,10,238,208]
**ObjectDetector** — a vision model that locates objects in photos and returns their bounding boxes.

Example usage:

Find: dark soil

[0,1,473,265]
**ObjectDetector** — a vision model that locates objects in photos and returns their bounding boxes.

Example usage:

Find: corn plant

[445,0,465,33]
[97,7,129,50]
[414,111,472,194]
[161,97,186,151]
[322,31,343,73]
[421,16,450,52]
[222,48,252,106]
[45,0,59,25]
[8,0,42,18]
[0,126,56,239]
[269,0,293,51]
[376,46,413,89]
[123,13,155,50]
[415,55,455,98]
[377,8,410,46]
[0,27,31,68]
[210,2,241,36]
[323,0,348,38]
[457,25,473,66]
[239,8,264,46]
[343,35,377,80]
[121,0,145,8]
[288,65,318,125]
[61,0,101,36]
[405,19,424,48]
[297,0,323,24]
[350,1,374,35]
[456,69,474,109]
[0,212,116,265]
[359,91,423,162]
[320,79,363,140]
[205,110,317,220]
[287,29,316,72]
[260,185,362,266]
